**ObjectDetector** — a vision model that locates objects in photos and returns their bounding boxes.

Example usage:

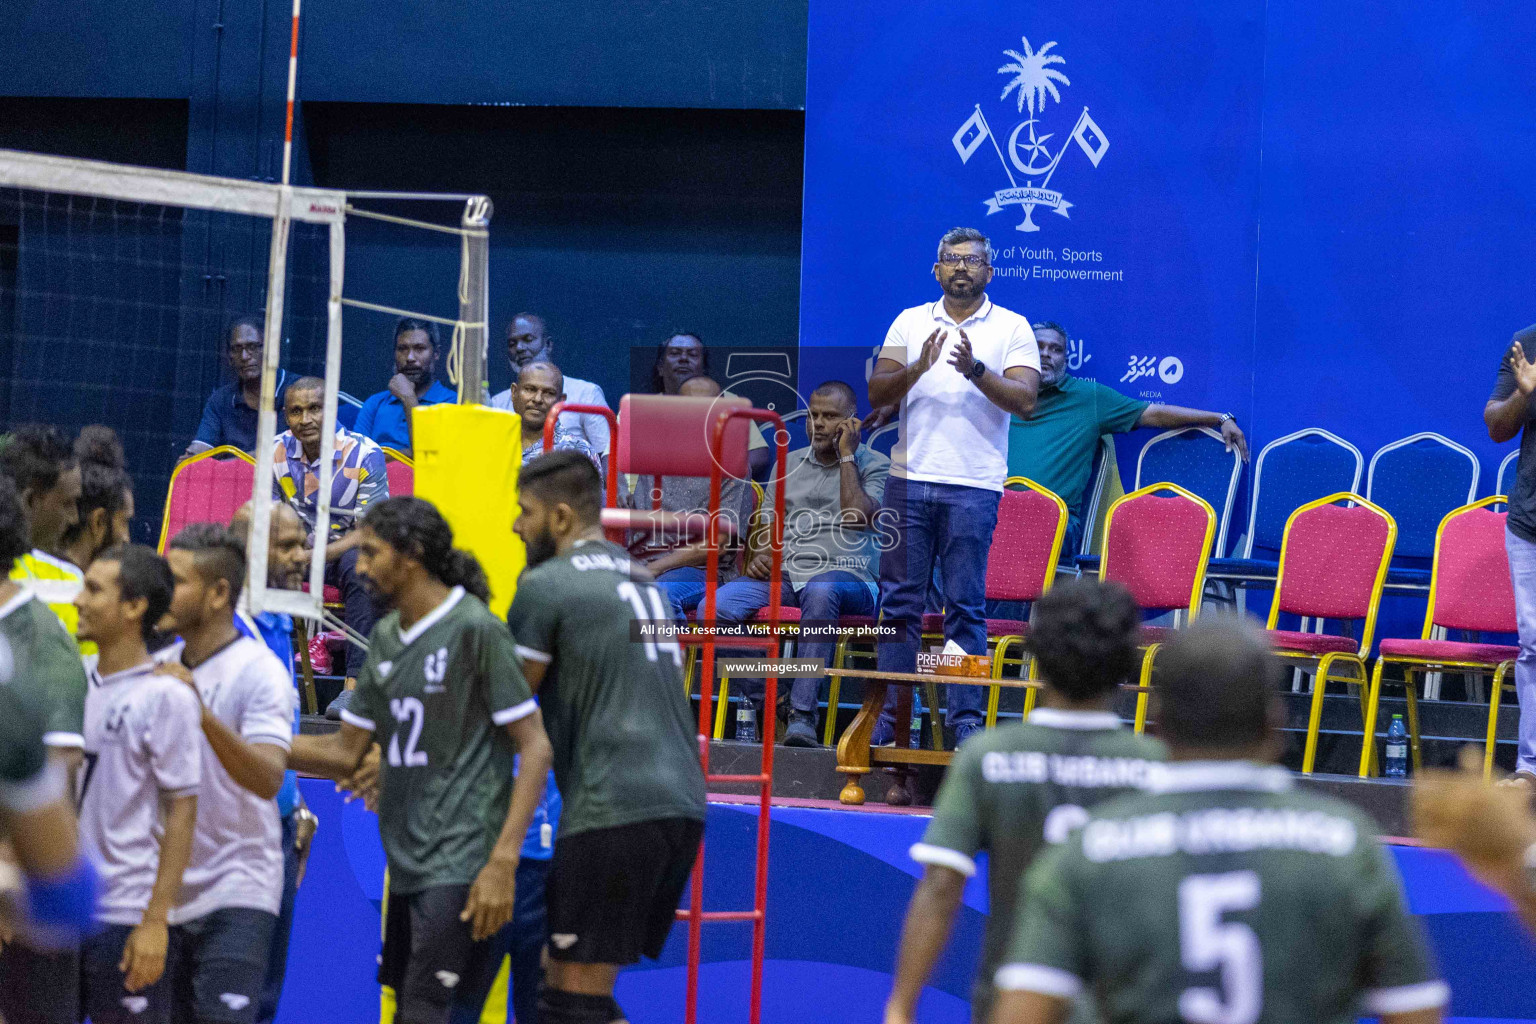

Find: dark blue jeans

[655,565,709,624]
[876,476,1000,727]
[256,811,300,1024]
[712,570,878,712]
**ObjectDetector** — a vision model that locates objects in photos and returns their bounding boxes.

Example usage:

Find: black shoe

[783,712,819,748]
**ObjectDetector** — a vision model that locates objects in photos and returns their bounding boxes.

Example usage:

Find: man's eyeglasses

[938,253,989,269]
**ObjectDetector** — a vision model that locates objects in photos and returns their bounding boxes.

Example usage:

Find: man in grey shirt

[708,381,889,746]
[1486,322,1536,787]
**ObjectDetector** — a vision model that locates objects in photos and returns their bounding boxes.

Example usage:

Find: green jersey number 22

[388,696,429,767]
[1178,871,1261,1024]
[617,581,683,666]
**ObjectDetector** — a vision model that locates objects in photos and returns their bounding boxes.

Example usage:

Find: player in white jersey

[161,524,294,1024]
[75,545,201,1024]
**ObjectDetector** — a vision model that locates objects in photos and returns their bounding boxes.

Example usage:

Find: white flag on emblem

[1071,109,1109,166]
[952,107,989,163]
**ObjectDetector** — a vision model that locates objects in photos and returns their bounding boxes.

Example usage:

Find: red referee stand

[547,396,788,1024]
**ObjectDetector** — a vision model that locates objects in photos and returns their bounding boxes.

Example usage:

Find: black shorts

[169,907,277,1024]
[546,817,704,966]
[379,884,505,1024]
[82,924,174,1024]
[0,941,79,1024]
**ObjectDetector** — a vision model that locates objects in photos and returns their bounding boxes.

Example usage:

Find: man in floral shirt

[270,376,389,717]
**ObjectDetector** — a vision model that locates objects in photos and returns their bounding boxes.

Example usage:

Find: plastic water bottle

[910,692,923,750]
[1384,714,1409,778]
[736,699,758,744]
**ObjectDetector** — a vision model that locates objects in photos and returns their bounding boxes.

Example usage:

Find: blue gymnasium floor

[280,780,1536,1023]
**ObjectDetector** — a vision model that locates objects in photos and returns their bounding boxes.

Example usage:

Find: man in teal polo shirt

[353,317,457,455]
[1008,321,1249,555]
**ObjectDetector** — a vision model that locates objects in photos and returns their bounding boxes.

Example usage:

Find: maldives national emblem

[952,36,1110,233]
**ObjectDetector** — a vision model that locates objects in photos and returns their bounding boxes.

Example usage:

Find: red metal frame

[681,406,786,1024]
[542,402,621,538]
[547,398,786,1023]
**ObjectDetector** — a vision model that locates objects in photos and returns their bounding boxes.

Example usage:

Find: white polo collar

[1146,760,1292,795]
[1027,707,1122,731]
[399,586,464,646]
[930,295,994,327]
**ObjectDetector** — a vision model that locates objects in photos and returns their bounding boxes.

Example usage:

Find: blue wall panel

[0,0,193,98]
[1251,0,1536,489]
[300,1,806,109]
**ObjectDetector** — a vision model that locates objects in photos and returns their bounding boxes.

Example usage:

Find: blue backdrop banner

[800,0,1536,509]
[800,1,1265,435]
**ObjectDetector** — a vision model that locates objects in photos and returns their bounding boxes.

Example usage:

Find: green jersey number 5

[1178,871,1261,1024]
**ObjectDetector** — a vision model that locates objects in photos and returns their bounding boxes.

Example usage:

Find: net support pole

[308,217,347,605]
[457,196,492,403]
[246,187,293,620]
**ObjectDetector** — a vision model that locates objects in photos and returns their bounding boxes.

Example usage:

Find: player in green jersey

[0,472,87,767]
[885,579,1165,1024]
[992,618,1448,1024]
[508,451,706,1024]
[288,497,552,1024]
[0,469,92,1024]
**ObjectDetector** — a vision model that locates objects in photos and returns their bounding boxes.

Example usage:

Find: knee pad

[537,986,623,1024]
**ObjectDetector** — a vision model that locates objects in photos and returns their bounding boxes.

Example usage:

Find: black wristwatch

[969,359,987,381]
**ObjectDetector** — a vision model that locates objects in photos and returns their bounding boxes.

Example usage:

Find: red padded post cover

[616,394,752,479]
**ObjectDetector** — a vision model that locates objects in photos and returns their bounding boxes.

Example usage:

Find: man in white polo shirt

[162,524,294,1024]
[490,313,611,459]
[867,227,1040,747]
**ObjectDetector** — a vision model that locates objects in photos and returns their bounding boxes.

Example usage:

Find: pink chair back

[157,449,255,552]
[385,458,414,497]
[1274,497,1395,621]
[617,394,751,479]
[1101,484,1216,614]
[986,480,1068,603]
[1428,501,1516,634]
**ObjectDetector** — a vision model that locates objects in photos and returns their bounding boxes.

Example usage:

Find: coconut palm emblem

[952,35,1110,233]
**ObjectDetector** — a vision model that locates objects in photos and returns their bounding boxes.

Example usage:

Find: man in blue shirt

[228,499,317,1024]
[353,317,456,455]
[184,315,293,458]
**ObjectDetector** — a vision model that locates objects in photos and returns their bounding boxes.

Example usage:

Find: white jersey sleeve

[242,652,298,750]
[147,680,202,798]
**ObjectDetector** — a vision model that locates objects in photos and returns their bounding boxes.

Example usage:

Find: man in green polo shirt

[1008,322,1250,554]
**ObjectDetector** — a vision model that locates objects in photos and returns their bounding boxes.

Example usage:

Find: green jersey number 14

[1179,870,1262,1024]
[616,581,683,667]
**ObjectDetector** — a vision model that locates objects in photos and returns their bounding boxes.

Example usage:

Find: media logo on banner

[952,37,1109,234]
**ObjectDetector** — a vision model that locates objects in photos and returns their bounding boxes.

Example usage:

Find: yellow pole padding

[410,404,526,619]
